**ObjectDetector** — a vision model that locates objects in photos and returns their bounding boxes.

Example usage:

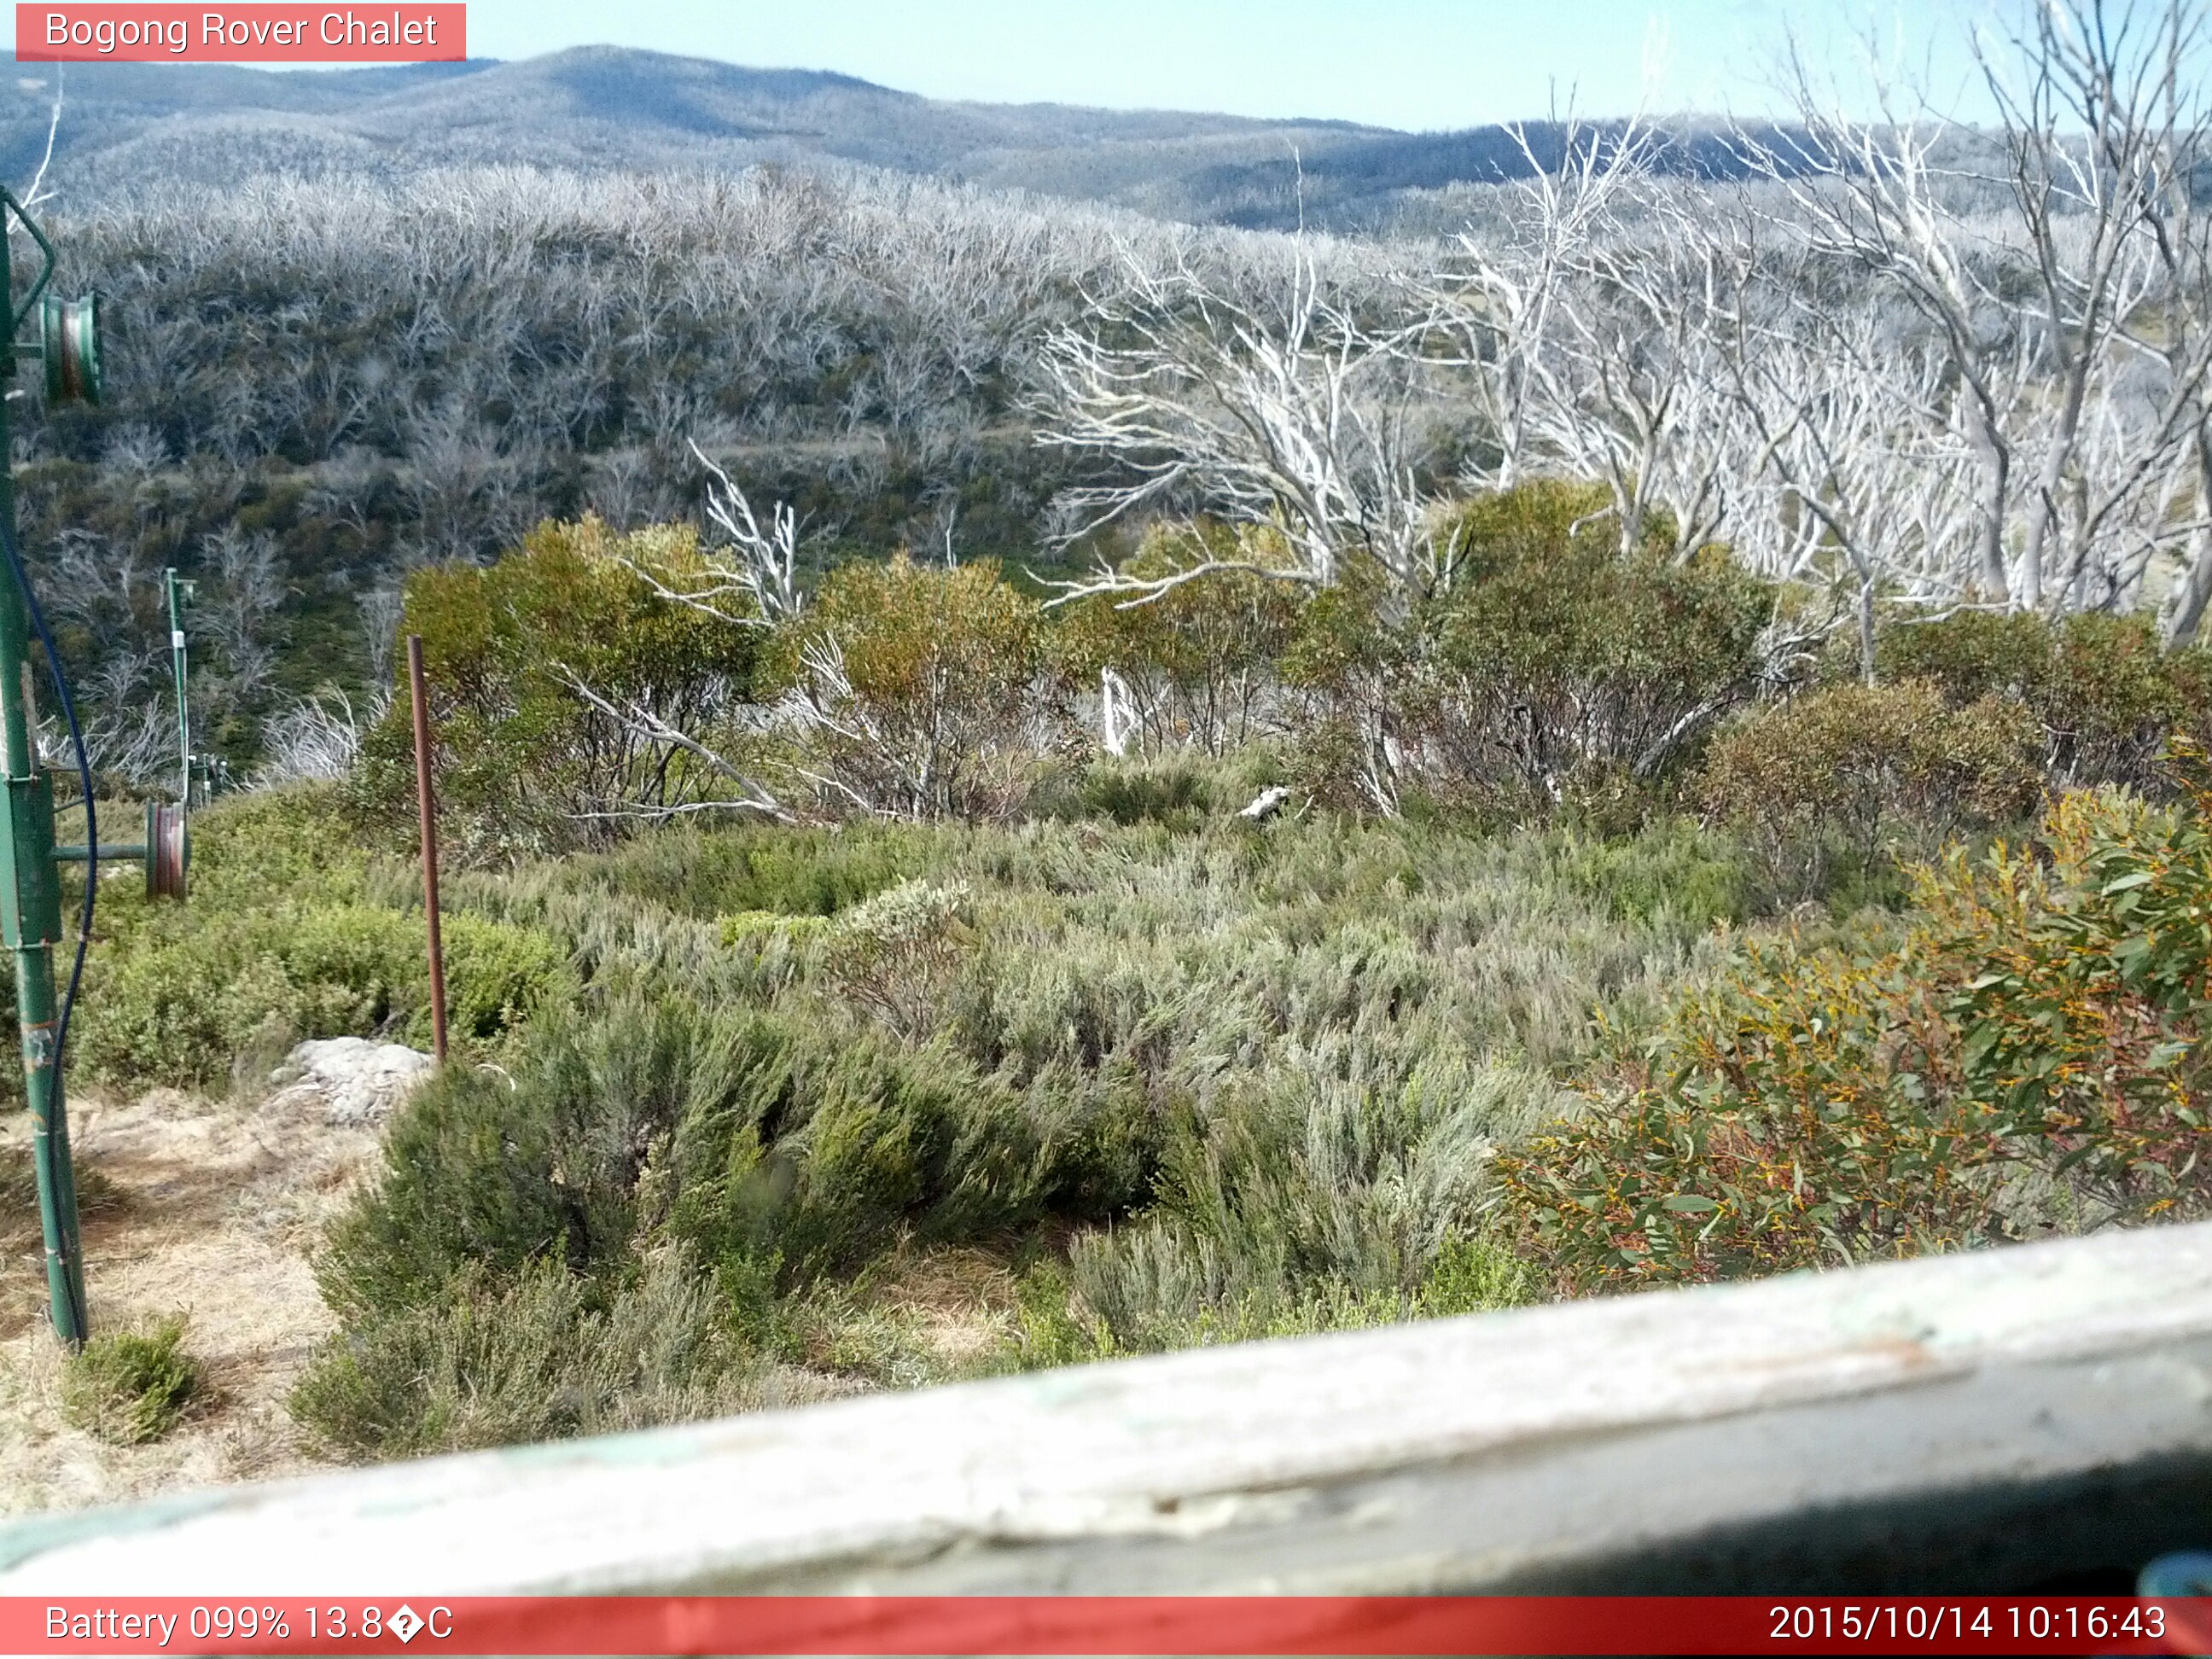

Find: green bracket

[0,769,58,952]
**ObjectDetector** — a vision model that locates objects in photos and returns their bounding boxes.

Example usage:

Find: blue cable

[0,504,96,1342]
[0,508,95,1074]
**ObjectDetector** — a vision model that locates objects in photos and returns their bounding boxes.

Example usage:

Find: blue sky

[6,2,1996,129]
[447,0,1993,129]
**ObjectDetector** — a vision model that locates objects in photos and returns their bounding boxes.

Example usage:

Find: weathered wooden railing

[5,1222,2212,1594]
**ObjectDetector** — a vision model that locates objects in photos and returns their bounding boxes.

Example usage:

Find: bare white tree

[605,440,806,628]
[1982,0,2212,615]
[1749,0,2212,620]
[1747,61,2029,603]
[201,523,285,703]
[1516,189,1752,560]
[16,67,61,211]
[1033,242,1439,608]
[1418,113,1660,504]
[256,685,385,787]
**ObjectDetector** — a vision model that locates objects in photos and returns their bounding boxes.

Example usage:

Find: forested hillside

[19,166,1330,778]
[12,5,2206,791]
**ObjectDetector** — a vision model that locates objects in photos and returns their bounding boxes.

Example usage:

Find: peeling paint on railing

[6,1223,2212,1595]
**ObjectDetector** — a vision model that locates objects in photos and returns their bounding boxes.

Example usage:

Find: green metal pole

[165,569,189,809]
[0,216,84,1347]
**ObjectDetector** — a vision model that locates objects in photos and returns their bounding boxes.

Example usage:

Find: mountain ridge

[0,44,1754,229]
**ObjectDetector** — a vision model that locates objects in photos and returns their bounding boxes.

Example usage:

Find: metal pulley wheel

[144,800,187,900]
[39,293,101,407]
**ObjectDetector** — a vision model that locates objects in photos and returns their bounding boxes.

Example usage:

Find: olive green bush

[1697,680,2042,902]
[291,1247,771,1459]
[75,787,574,1091]
[1057,521,1305,757]
[314,995,804,1320]
[819,880,977,1039]
[1504,746,2212,1292]
[771,553,1072,821]
[1418,483,1778,798]
[313,989,1052,1320]
[1066,1056,1551,1352]
[1876,611,2212,792]
[553,822,925,928]
[1273,556,1413,812]
[61,1314,208,1445]
[438,913,577,1045]
[81,894,569,1090]
[1042,754,1229,830]
[1278,483,1776,814]
[358,517,771,859]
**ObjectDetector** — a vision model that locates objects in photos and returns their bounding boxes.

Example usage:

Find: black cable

[0,506,95,1342]
[0,509,94,1075]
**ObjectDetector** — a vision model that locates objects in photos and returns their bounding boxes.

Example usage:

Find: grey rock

[268,1037,435,1126]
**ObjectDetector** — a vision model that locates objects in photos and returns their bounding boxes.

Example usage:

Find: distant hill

[0,46,1773,230]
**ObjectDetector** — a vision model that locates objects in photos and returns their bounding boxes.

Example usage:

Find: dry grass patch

[0,1083,380,1513]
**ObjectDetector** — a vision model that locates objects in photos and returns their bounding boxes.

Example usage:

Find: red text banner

[3,1596,2210,1656]
[17,5,464,61]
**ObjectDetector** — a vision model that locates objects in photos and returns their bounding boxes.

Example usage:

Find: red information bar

[16,4,464,61]
[3,1597,2210,1656]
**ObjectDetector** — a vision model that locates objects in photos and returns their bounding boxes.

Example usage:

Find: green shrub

[1697,680,2041,901]
[318,989,1052,1318]
[1054,1225,1536,1357]
[276,905,420,1033]
[290,1247,753,1460]
[61,1314,207,1445]
[1276,557,1412,813]
[74,789,374,1087]
[713,838,912,916]
[1277,483,1777,816]
[73,784,573,1091]
[725,1032,1043,1278]
[1563,825,1751,932]
[1052,755,1222,829]
[173,786,370,912]
[770,553,1071,821]
[315,995,791,1319]
[1876,610,2212,791]
[79,899,568,1091]
[1001,1260,1118,1369]
[575,823,919,920]
[434,912,578,1045]
[719,910,833,946]
[76,790,360,1088]
[1504,748,2212,1291]
[78,928,294,1090]
[1066,1057,1554,1351]
[1418,1230,1541,1315]
[358,517,770,858]
[820,879,975,1039]
[1417,481,1777,799]
[1057,521,1305,757]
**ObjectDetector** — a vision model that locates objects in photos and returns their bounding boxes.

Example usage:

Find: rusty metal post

[406,635,449,1064]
